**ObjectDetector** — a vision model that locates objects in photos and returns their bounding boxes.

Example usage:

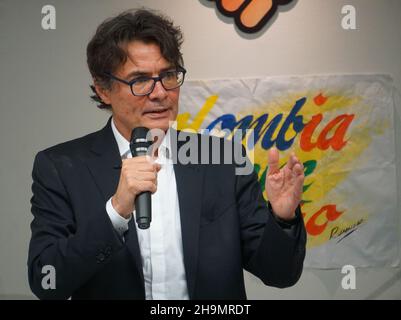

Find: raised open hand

[265,147,304,220]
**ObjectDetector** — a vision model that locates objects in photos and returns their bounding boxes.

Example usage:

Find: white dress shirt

[106,119,189,300]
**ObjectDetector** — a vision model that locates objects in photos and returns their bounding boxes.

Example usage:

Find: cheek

[169,96,179,118]
[113,94,142,115]
[169,91,180,108]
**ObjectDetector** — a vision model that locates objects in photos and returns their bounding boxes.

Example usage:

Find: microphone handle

[133,149,151,229]
[135,191,151,229]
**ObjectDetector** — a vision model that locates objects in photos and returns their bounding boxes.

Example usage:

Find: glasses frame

[104,67,187,96]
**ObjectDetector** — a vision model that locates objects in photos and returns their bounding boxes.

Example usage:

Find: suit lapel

[173,132,205,299]
[86,119,121,202]
[85,118,144,284]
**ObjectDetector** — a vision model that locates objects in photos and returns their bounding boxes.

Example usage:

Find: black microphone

[130,127,152,229]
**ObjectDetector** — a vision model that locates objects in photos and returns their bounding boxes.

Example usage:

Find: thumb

[268,147,280,175]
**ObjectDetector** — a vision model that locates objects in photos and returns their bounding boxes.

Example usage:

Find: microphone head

[130,127,151,157]
[131,127,149,140]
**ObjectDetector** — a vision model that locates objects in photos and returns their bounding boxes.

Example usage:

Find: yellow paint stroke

[176,95,218,131]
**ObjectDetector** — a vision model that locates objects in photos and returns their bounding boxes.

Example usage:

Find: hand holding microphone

[111,127,160,229]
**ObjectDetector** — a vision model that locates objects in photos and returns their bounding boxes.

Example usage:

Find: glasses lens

[131,78,155,95]
[161,71,184,89]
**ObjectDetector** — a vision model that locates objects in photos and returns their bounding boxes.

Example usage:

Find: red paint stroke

[314,93,328,106]
[304,204,344,236]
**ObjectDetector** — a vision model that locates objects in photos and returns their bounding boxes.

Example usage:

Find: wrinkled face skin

[96,41,180,140]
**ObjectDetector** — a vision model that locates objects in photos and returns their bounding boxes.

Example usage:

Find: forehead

[117,40,172,75]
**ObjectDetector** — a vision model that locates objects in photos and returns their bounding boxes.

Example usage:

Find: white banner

[178,74,399,268]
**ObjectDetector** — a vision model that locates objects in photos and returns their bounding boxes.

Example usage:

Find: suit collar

[88,117,122,199]
[110,117,130,159]
[89,117,121,163]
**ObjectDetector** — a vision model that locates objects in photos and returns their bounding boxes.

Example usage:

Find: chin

[144,119,171,132]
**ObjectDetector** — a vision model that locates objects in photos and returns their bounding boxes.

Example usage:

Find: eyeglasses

[105,67,186,96]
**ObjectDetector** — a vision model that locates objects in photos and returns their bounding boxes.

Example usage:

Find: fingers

[122,155,155,165]
[285,153,304,199]
[286,152,304,173]
[123,157,161,172]
[286,152,295,170]
[121,156,160,194]
[268,148,305,179]
[114,157,161,216]
[293,162,304,176]
[132,171,157,182]
[267,147,280,175]
[137,163,160,173]
[293,164,305,199]
[140,181,157,194]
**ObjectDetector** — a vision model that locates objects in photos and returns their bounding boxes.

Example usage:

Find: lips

[143,107,170,119]
[144,107,169,114]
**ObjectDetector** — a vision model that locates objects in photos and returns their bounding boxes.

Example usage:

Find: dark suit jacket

[28,118,306,300]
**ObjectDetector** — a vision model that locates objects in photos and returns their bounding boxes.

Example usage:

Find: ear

[94,81,112,105]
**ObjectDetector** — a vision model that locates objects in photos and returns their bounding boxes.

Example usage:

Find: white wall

[0,0,400,299]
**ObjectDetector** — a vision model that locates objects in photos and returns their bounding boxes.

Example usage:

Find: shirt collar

[111,118,171,160]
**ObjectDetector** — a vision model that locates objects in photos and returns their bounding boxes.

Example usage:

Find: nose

[148,79,168,100]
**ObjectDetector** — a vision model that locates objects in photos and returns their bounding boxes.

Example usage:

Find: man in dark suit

[28,9,306,300]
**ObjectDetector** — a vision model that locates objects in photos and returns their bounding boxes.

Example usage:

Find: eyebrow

[125,66,176,80]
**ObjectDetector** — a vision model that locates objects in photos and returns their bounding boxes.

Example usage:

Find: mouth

[143,107,170,119]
